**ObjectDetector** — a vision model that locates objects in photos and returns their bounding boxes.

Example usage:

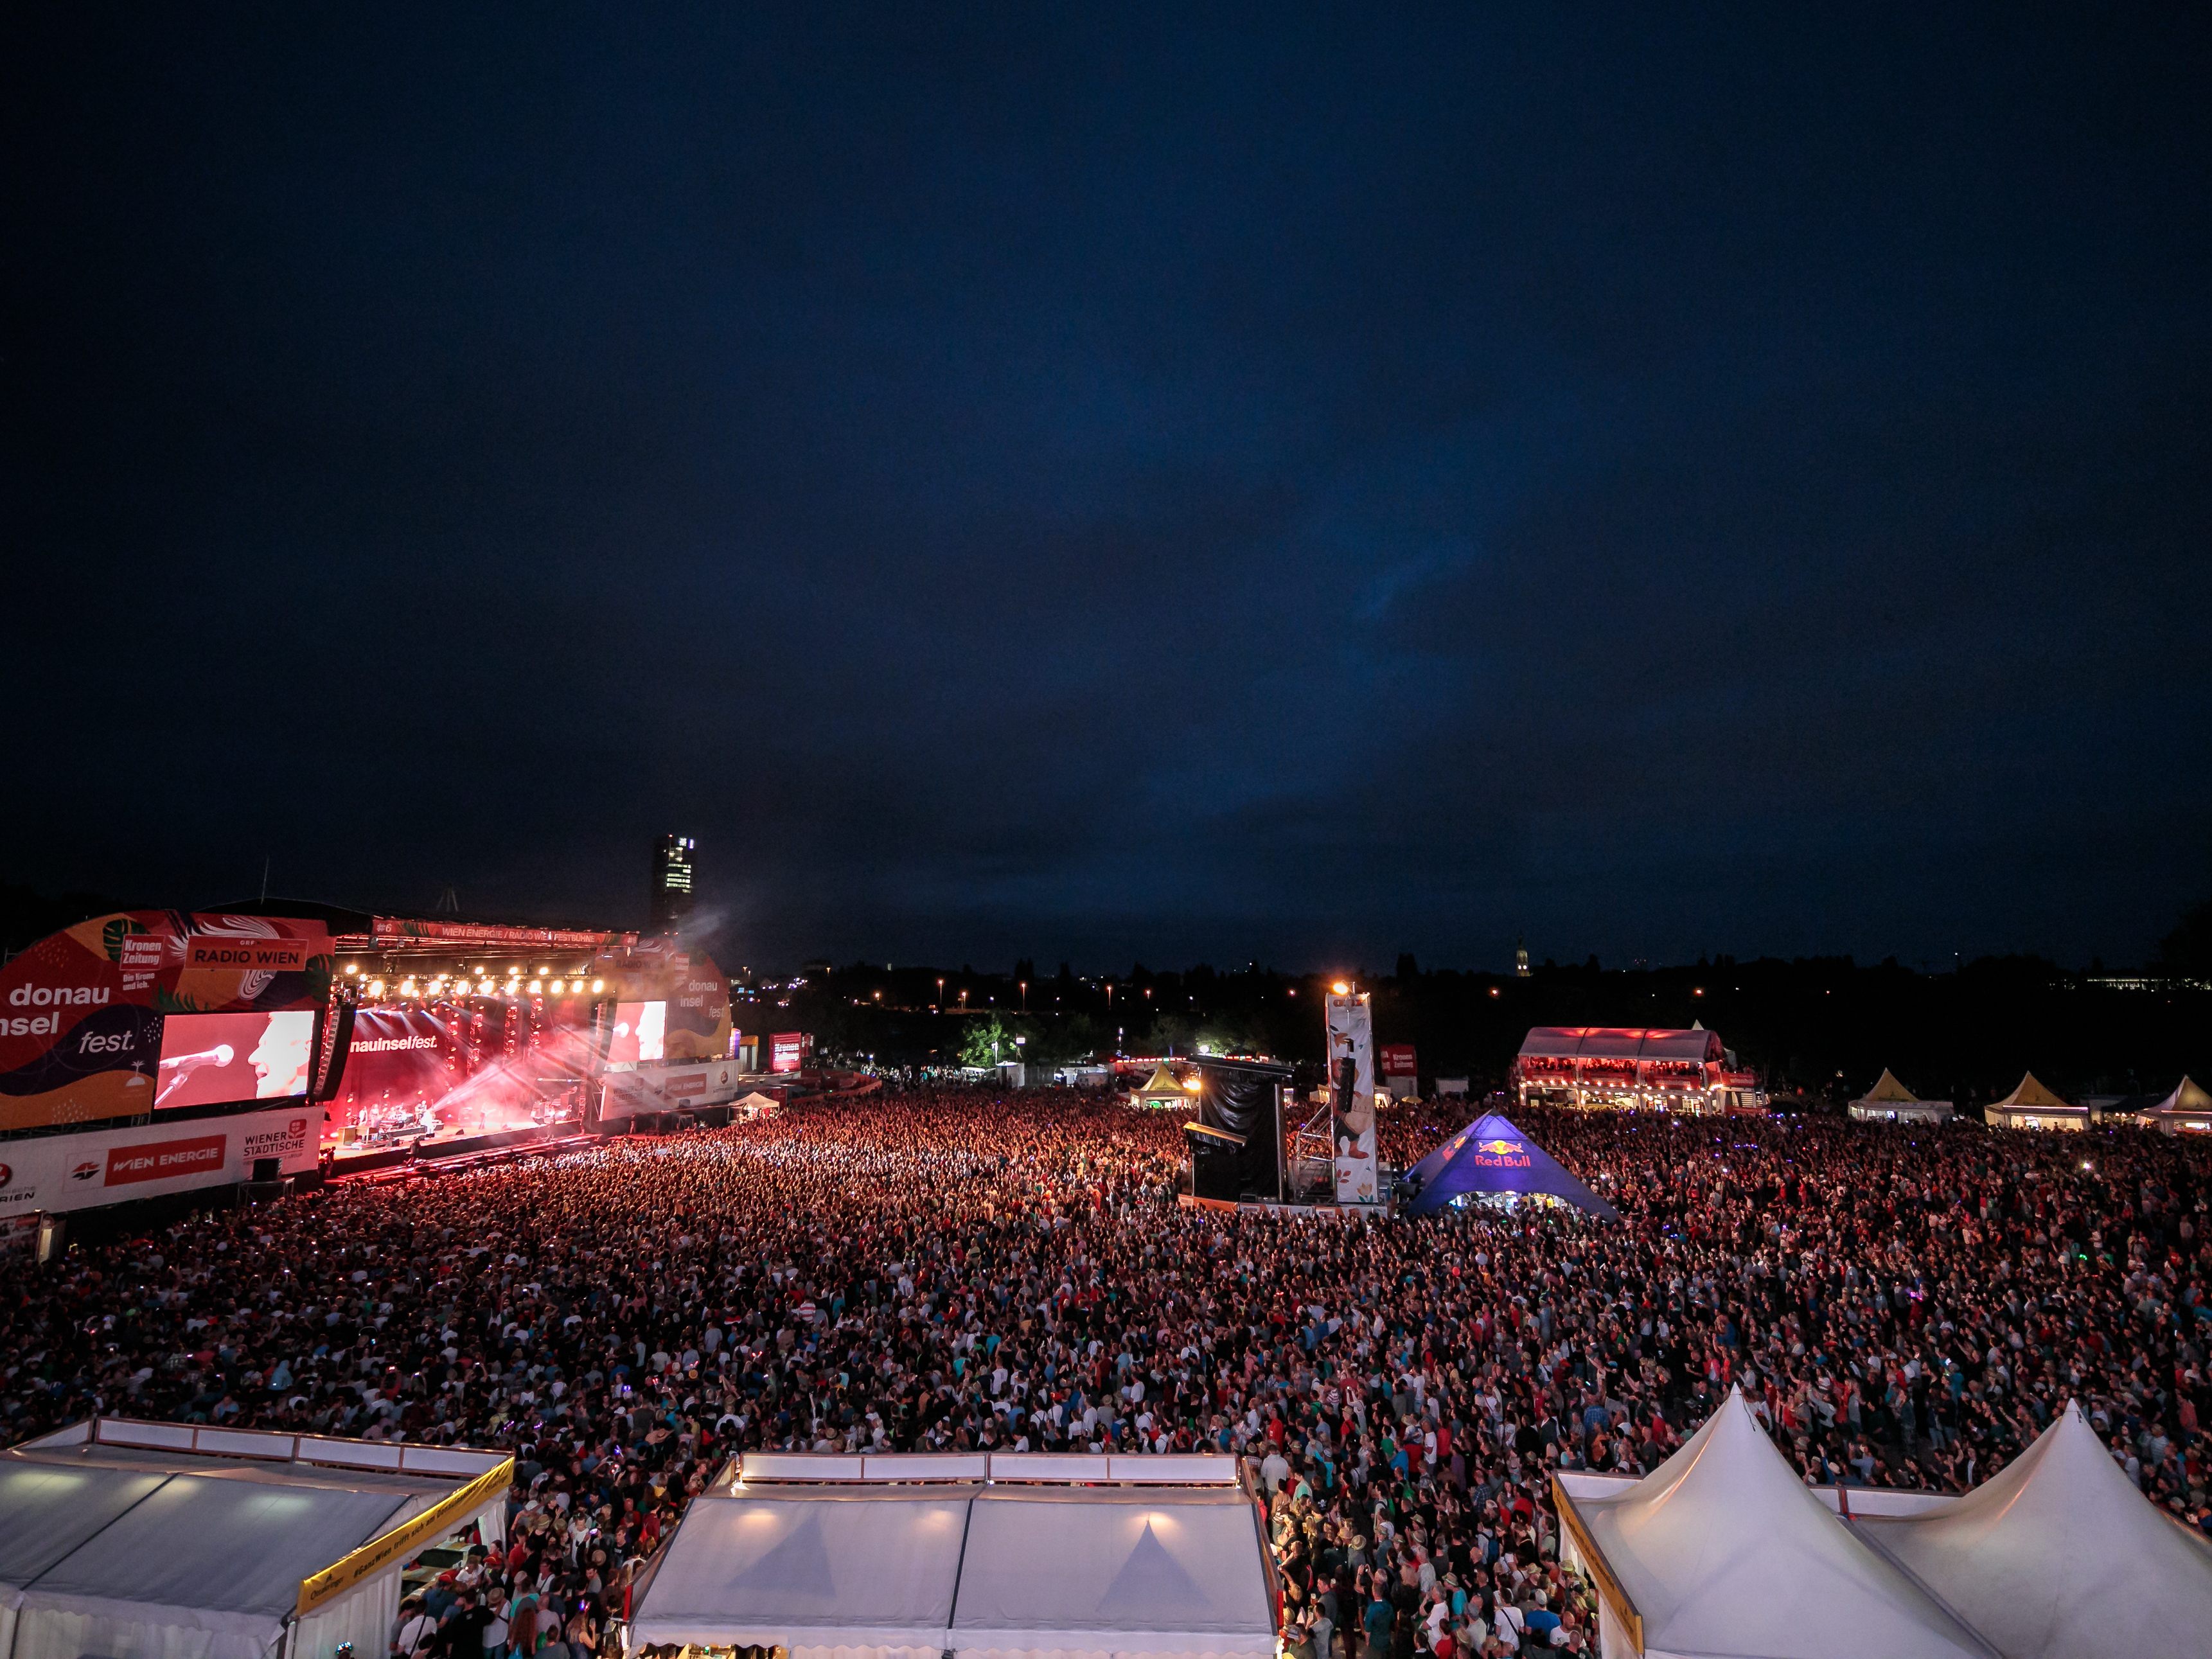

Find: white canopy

[1855,1401,2212,1659]
[630,1489,972,1656]
[0,1423,508,1659]
[0,1464,425,1659]
[951,1487,1276,1659]
[1559,1388,1994,1659]
[2146,1074,2212,1124]
[633,1483,1275,1659]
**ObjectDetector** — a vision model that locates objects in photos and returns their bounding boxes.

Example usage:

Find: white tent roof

[634,1484,1276,1659]
[16,1471,413,1620]
[0,1462,170,1591]
[0,1466,424,1659]
[0,1425,509,1659]
[951,1487,1275,1658]
[1564,1388,1994,1659]
[2148,1074,2212,1115]
[1855,1401,2212,1659]
[1989,1071,2079,1112]
[631,1489,973,1650]
[1854,1068,1922,1105]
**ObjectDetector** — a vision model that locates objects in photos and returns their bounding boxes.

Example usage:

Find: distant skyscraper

[650,834,696,933]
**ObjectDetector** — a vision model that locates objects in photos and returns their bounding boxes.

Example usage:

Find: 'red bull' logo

[1477,1138,1523,1155]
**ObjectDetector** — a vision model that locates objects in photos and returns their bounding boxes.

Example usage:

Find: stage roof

[1517,1026,1721,1063]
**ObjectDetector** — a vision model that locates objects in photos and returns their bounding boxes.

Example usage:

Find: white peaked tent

[1848,1069,1954,1122]
[951,1487,1277,1659]
[1854,1401,2212,1659]
[2143,1074,2212,1133]
[630,1489,971,1657]
[1985,1072,2087,1131]
[1554,1388,1994,1659]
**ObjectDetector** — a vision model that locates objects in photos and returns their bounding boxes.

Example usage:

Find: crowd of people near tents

[0,1086,2206,1658]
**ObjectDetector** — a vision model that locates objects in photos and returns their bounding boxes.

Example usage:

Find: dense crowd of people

[1,1086,2208,1658]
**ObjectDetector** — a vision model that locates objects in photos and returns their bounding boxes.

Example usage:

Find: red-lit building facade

[1513,1025,1766,1115]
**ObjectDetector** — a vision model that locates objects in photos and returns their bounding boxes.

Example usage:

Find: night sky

[7,10,2208,972]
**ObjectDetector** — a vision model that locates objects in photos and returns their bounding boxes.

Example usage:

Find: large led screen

[155,1009,316,1110]
[606,1000,666,1067]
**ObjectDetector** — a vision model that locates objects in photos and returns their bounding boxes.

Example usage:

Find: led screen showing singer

[154,1009,315,1109]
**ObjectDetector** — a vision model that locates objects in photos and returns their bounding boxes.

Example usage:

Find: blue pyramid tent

[1401,1112,1618,1219]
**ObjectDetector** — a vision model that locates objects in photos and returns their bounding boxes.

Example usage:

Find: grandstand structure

[1512,1025,1765,1115]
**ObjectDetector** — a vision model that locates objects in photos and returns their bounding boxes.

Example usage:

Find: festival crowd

[1,1087,2208,1659]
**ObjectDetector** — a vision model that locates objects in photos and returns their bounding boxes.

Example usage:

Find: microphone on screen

[155,1044,235,1105]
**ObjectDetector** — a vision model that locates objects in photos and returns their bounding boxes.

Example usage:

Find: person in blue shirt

[1522,1593,1562,1646]
[1363,1579,1395,1659]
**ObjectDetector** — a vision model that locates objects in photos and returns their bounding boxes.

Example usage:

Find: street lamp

[1020,980,1027,1011]
[937,977,944,1011]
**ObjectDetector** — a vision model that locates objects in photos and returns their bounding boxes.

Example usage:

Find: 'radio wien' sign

[184,938,309,971]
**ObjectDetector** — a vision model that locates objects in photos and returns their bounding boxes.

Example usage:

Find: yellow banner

[296,1457,514,1617]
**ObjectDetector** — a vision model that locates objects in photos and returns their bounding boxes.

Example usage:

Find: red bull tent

[1401,1112,1618,1219]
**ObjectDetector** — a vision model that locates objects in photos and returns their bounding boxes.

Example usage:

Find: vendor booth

[1985,1072,2087,1131]
[1131,1062,1194,1110]
[1848,1069,1953,1123]
[1398,1112,1618,1219]
[0,1417,509,1659]
[2142,1074,2212,1134]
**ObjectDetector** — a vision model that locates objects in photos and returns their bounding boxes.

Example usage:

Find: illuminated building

[650,833,696,934]
[1513,1025,1765,1115]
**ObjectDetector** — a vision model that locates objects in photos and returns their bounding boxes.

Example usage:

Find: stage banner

[0,1105,320,1220]
[0,912,332,1134]
[1325,991,1378,1203]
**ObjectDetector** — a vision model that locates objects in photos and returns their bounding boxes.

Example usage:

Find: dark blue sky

[6,8,2208,971]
